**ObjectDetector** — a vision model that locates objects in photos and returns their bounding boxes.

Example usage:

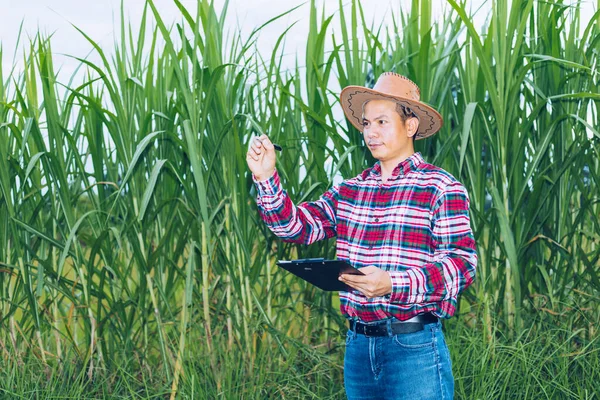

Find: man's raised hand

[246,134,276,181]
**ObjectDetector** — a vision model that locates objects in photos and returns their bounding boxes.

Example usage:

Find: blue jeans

[344,320,454,400]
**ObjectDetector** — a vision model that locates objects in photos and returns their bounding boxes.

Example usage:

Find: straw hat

[340,72,443,139]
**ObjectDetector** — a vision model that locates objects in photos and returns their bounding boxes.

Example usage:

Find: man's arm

[387,182,477,311]
[254,171,338,244]
[247,134,338,244]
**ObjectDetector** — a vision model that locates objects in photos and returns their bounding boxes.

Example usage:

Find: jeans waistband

[348,313,438,336]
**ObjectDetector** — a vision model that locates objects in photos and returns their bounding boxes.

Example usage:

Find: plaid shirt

[253,152,477,322]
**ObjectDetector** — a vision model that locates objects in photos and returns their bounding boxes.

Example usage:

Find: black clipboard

[276,258,364,291]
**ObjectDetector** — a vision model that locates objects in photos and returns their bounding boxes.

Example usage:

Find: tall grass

[0,0,598,397]
[0,312,597,398]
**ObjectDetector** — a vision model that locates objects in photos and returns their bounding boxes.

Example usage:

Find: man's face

[362,99,416,163]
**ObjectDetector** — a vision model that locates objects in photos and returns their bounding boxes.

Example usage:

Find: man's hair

[395,103,418,123]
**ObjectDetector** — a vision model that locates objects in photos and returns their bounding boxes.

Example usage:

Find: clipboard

[276,258,364,291]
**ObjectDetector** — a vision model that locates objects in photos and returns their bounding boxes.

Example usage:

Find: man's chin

[368,148,384,158]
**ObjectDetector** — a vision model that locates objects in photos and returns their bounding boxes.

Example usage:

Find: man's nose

[367,127,380,138]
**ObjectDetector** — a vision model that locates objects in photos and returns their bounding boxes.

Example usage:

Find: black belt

[348,313,438,336]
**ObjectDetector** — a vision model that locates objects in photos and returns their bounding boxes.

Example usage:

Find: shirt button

[374,217,379,222]
[369,245,374,250]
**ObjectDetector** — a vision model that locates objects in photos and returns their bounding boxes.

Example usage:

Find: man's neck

[380,149,415,183]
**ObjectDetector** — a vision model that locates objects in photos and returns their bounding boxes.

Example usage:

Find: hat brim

[340,86,443,139]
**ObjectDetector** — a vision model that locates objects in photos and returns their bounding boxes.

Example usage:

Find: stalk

[201,223,213,351]
[266,256,272,321]
[236,241,251,356]
[17,256,46,364]
[225,205,233,350]
[52,222,62,365]
[170,241,195,400]
[9,316,19,364]
[201,223,220,389]
[146,273,171,381]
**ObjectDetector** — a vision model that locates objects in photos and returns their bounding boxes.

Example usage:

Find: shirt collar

[364,152,424,180]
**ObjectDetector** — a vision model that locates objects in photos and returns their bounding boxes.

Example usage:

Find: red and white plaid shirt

[253,152,477,322]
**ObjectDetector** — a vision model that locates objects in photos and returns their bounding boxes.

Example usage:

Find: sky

[0,0,486,81]
[1,0,597,84]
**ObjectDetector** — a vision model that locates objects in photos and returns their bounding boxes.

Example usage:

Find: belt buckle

[364,324,384,337]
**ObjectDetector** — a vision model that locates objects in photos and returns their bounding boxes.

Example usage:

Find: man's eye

[379,120,385,124]
[362,121,369,127]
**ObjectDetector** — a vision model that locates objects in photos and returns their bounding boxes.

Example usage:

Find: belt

[348,313,438,336]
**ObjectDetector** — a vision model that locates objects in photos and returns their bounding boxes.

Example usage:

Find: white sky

[0,1,478,81]
[0,0,405,81]
[1,1,597,84]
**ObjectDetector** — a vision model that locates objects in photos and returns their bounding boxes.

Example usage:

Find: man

[246,72,477,400]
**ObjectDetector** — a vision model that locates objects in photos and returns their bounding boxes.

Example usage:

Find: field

[0,0,599,398]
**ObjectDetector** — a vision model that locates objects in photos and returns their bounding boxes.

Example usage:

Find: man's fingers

[340,275,377,297]
[359,266,378,274]
[340,273,375,296]
[256,134,274,150]
[342,279,364,292]
[246,148,259,159]
[340,273,368,284]
[250,145,262,156]
[246,145,261,159]
[339,266,390,298]
[248,134,275,156]
[248,136,264,152]
[250,139,263,152]
[339,266,377,282]
[262,140,274,151]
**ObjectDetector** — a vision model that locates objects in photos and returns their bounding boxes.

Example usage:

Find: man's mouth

[369,142,383,148]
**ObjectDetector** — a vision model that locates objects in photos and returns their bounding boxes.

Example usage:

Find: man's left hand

[339,266,392,298]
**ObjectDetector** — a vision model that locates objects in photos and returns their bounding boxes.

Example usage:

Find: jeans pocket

[392,327,435,349]
[345,329,356,345]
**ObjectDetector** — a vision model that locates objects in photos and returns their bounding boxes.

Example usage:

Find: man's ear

[406,116,419,138]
